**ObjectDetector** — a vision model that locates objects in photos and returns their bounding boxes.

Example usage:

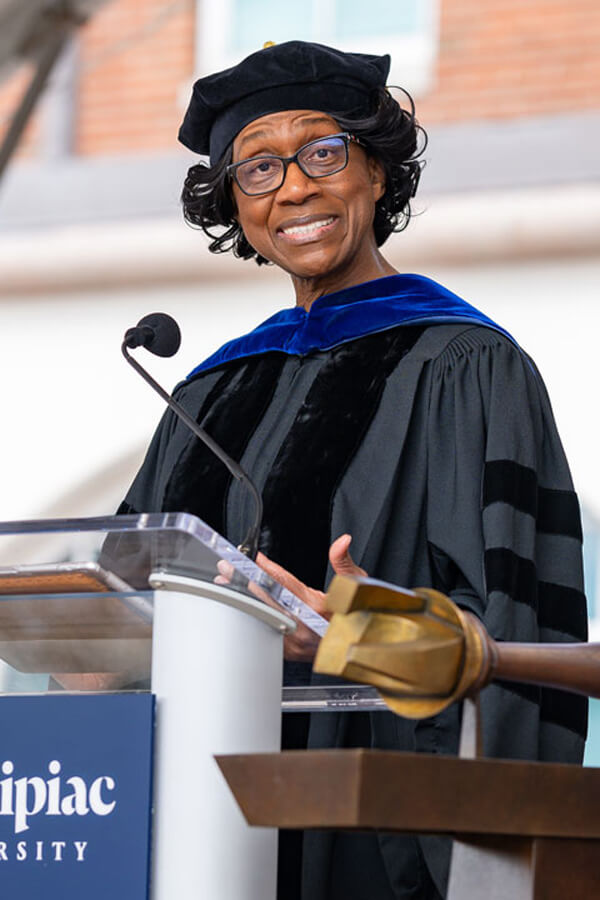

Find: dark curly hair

[181,87,427,266]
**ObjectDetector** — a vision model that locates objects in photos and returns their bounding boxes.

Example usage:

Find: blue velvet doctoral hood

[188,273,514,378]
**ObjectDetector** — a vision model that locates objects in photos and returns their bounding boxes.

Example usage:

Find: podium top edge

[0,512,207,537]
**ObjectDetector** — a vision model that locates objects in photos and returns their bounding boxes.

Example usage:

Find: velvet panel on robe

[118,322,587,900]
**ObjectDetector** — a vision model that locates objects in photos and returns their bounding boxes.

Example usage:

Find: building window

[195,0,438,96]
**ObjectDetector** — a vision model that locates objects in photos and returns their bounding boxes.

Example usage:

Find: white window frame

[194,0,439,97]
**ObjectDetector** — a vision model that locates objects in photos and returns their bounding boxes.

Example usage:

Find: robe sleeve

[426,326,587,762]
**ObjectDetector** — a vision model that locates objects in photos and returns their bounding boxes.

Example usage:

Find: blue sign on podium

[0,693,154,899]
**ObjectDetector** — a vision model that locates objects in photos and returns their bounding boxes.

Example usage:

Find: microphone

[122,314,264,559]
[124,312,181,357]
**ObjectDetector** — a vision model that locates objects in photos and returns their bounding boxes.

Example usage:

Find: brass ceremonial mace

[313,575,599,719]
[217,575,600,899]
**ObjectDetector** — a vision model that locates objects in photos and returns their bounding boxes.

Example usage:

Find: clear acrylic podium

[0,513,383,900]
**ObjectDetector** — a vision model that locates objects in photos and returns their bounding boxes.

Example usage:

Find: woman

[120,41,587,900]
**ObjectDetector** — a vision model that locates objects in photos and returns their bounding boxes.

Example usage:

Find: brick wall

[0,0,598,158]
[76,0,195,154]
[420,0,600,123]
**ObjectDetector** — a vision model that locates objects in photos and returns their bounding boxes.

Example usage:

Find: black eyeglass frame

[226,132,364,197]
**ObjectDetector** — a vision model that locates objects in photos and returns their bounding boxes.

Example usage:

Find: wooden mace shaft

[485,640,600,698]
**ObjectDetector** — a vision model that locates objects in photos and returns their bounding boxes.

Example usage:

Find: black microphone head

[135,313,181,357]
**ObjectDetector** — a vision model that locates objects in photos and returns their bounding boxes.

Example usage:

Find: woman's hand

[255,534,367,663]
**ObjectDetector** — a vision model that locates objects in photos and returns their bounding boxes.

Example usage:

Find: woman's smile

[276,214,338,243]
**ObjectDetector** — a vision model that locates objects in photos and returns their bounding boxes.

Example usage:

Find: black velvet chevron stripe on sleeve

[483,459,583,541]
[484,547,536,612]
[483,458,587,740]
[484,547,588,640]
[537,580,588,639]
[483,459,538,518]
[494,677,588,740]
[538,487,583,541]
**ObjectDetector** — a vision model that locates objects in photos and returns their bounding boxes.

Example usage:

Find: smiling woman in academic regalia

[119,40,588,900]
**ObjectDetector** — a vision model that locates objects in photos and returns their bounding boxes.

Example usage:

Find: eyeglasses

[227,132,364,196]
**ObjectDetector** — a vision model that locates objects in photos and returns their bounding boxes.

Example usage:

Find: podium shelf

[216,748,600,838]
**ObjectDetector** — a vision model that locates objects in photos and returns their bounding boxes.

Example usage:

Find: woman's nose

[275,160,320,203]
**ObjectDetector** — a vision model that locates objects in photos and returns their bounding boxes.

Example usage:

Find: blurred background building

[0,0,599,755]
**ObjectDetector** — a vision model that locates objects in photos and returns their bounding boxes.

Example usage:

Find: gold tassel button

[262,41,276,49]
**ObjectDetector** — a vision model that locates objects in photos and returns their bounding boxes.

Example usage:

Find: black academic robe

[119,318,587,899]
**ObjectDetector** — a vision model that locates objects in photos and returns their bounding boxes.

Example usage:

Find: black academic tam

[178,40,390,163]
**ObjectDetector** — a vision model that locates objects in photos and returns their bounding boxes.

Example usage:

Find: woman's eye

[249,160,274,175]
[308,146,332,161]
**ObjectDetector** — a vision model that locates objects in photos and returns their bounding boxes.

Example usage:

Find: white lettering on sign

[74,841,88,862]
[52,841,66,862]
[14,777,46,834]
[88,777,116,816]
[0,760,117,834]
[61,777,90,817]
[0,760,14,814]
[0,839,88,862]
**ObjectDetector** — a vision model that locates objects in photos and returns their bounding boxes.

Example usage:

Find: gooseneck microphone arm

[122,318,263,559]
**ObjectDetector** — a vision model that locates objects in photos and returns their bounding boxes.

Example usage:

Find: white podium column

[148,574,294,900]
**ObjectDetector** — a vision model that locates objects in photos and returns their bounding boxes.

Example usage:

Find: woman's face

[230,110,386,287]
